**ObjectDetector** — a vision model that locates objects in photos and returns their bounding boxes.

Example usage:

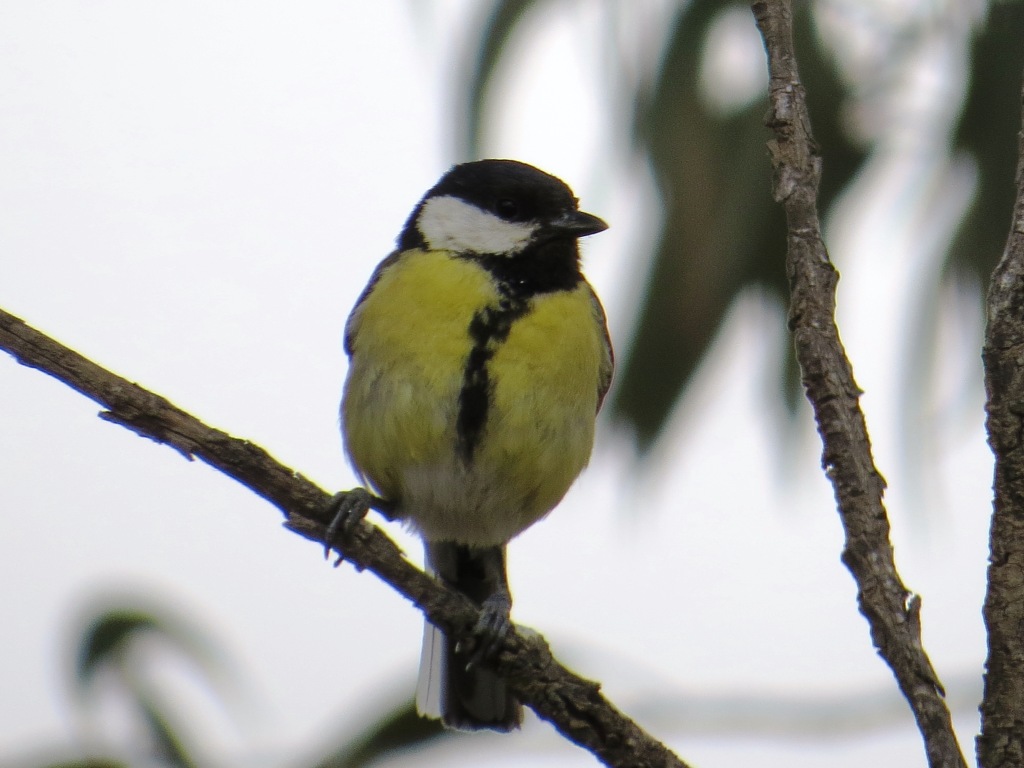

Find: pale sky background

[0,2,994,767]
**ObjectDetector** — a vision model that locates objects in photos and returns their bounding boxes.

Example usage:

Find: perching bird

[334,159,612,731]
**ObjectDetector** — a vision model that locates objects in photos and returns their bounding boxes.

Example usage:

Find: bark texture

[978,65,1024,768]
[752,2,966,767]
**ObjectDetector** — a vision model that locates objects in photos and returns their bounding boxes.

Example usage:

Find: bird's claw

[464,594,512,671]
[323,487,373,563]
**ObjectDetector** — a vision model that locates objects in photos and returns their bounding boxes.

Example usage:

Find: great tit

[336,159,612,731]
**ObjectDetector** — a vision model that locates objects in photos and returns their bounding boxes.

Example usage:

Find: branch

[979,65,1024,768]
[0,306,688,768]
[750,3,967,767]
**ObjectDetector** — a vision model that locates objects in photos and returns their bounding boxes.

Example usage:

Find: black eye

[495,198,519,219]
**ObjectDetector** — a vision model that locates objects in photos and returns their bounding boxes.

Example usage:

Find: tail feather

[415,620,444,719]
[416,542,522,731]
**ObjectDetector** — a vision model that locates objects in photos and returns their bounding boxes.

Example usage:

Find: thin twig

[0,306,688,768]
[750,2,967,767]
[978,66,1024,768]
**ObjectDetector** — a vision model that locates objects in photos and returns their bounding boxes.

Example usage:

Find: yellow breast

[342,249,606,546]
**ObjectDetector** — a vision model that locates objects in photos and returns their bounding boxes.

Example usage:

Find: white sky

[0,2,993,767]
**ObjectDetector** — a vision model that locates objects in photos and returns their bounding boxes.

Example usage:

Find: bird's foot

[322,487,374,564]
[463,592,513,670]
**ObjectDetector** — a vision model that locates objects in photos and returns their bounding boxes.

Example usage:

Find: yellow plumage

[342,248,607,546]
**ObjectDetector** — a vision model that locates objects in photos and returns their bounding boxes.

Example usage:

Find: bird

[332,158,612,731]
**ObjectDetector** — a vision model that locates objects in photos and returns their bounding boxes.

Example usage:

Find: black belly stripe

[453,241,584,464]
[456,295,529,463]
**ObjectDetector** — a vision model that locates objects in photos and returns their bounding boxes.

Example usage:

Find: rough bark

[978,65,1024,768]
[752,2,967,767]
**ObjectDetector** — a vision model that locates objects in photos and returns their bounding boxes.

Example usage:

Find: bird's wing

[343,249,405,357]
[587,282,614,412]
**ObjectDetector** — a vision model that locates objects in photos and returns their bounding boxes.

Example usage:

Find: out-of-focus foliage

[621,0,866,440]
[23,604,228,768]
[314,699,447,768]
[76,610,162,683]
[950,1,1024,281]
[458,0,1023,451]
[26,602,445,768]
[74,606,215,768]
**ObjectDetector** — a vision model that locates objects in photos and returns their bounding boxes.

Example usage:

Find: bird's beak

[541,210,609,240]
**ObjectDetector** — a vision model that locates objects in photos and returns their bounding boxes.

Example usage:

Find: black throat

[467,237,583,297]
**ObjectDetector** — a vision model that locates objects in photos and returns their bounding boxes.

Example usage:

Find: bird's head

[399,159,607,258]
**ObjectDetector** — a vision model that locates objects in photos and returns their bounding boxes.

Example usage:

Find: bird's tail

[415,541,522,731]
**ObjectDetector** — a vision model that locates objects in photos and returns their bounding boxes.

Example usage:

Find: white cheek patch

[417,195,537,256]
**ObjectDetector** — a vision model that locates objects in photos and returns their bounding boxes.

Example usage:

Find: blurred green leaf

[70,602,234,768]
[461,0,542,160]
[135,689,198,768]
[614,0,867,447]
[74,604,229,696]
[313,697,447,768]
[950,0,1024,280]
[75,609,160,685]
